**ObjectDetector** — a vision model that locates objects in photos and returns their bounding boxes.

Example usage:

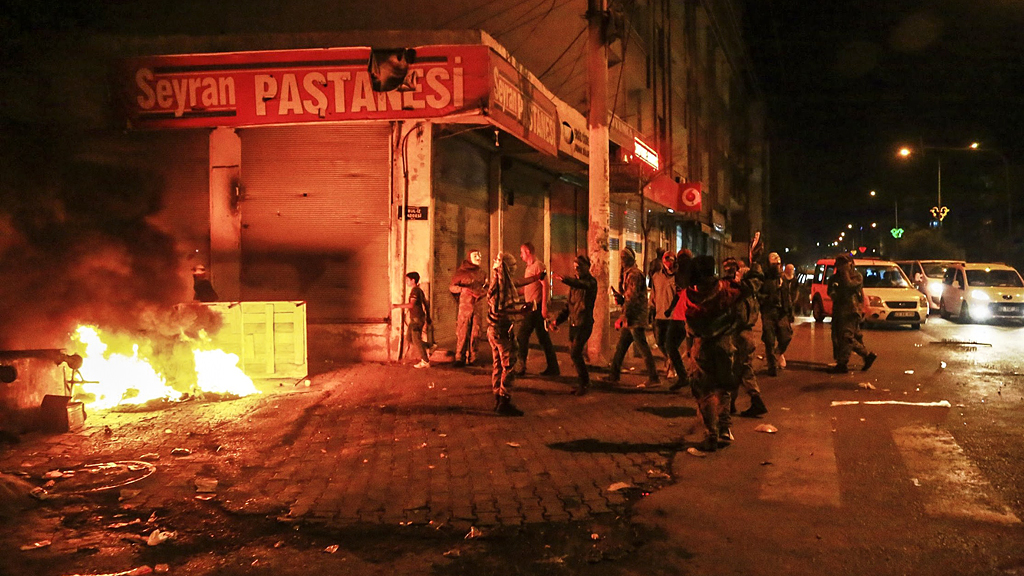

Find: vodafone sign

[680,182,702,212]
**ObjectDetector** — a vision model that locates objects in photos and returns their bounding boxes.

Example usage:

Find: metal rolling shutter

[238,124,392,323]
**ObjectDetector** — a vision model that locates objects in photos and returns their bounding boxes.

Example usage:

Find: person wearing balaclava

[758,251,794,377]
[449,249,487,367]
[827,254,877,373]
[722,254,768,418]
[553,254,598,395]
[605,247,660,386]
[683,236,764,452]
[485,253,547,416]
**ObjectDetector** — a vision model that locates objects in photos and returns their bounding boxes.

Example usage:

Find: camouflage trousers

[488,322,518,398]
[831,316,869,367]
[687,336,735,438]
[761,310,793,370]
[454,305,481,364]
[731,328,761,398]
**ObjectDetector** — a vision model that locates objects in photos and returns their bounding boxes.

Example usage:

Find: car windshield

[922,262,957,277]
[965,269,1024,287]
[857,265,910,288]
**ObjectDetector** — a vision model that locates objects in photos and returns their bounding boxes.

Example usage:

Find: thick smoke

[0,127,212,350]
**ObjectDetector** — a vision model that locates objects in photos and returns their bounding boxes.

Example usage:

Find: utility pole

[587,0,611,362]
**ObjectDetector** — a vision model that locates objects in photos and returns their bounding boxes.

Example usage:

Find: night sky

[741,0,1024,265]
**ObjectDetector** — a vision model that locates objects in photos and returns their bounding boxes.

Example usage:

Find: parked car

[810,257,929,329]
[895,259,965,310]
[938,262,1024,323]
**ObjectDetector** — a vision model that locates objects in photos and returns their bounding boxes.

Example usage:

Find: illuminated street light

[898,147,912,157]
[869,190,876,197]
[847,224,853,229]
[871,222,877,228]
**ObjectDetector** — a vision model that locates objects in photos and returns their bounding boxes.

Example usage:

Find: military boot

[740,394,768,418]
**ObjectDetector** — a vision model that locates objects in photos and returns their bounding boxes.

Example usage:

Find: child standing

[393,272,431,368]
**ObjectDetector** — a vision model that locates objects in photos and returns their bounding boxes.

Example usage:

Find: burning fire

[72,325,259,410]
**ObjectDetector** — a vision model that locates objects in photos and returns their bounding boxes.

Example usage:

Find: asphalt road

[634,314,1024,576]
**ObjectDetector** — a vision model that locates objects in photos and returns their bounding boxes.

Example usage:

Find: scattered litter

[858,382,876,390]
[154,565,170,573]
[274,541,285,548]
[194,478,218,493]
[465,526,483,539]
[29,487,53,500]
[324,544,339,554]
[685,447,708,457]
[164,429,173,434]
[147,512,158,524]
[194,494,215,501]
[911,478,921,487]
[418,443,427,449]
[139,453,160,462]
[780,407,791,411]
[590,533,602,540]
[302,379,311,387]
[607,482,632,492]
[428,383,435,389]
[107,519,142,529]
[438,433,447,437]
[443,548,461,558]
[635,383,646,388]
[754,424,778,434]
[506,442,521,448]
[146,530,175,546]
[20,540,51,551]
[170,448,191,457]
[940,361,947,369]
[831,400,951,408]
[904,370,915,375]
[43,470,64,479]
[647,469,670,479]
[760,461,773,466]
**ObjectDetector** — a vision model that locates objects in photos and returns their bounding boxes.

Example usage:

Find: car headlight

[928,281,944,297]
[867,295,883,307]
[919,295,928,307]
[970,290,990,302]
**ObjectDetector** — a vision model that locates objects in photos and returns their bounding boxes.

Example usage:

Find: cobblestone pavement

[1,350,698,531]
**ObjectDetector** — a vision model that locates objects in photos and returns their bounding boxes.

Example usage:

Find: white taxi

[939,263,1024,323]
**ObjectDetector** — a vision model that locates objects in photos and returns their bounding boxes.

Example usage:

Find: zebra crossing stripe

[831,400,952,407]
[759,413,841,508]
[893,424,1020,524]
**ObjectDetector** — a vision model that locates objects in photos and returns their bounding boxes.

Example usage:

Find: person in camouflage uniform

[553,255,598,395]
[759,252,794,377]
[606,247,660,385]
[449,249,487,367]
[827,254,877,373]
[683,239,764,451]
[721,256,768,418]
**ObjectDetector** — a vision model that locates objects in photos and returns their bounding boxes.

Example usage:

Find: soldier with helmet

[828,253,878,373]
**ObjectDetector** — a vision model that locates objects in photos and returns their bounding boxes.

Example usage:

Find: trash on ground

[754,424,779,434]
[780,407,791,411]
[647,469,670,479]
[170,448,191,457]
[194,478,218,493]
[146,530,175,546]
[635,383,646,388]
[940,361,947,369]
[107,519,141,529]
[911,478,921,487]
[904,370,915,375]
[443,548,461,558]
[324,544,339,554]
[154,565,170,574]
[139,453,160,461]
[20,540,52,551]
[590,533,601,540]
[760,461,773,466]
[29,487,53,500]
[607,482,632,492]
[465,526,483,539]
[506,442,520,448]
[43,470,64,479]
[858,382,876,390]
[685,447,708,457]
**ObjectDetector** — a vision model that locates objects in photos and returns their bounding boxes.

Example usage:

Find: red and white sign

[487,53,559,156]
[680,182,702,212]
[118,45,491,129]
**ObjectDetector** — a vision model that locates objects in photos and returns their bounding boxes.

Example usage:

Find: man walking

[553,255,598,395]
[759,252,794,376]
[721,256,768,418]
[487,253,527,416]
[514,242,560,376]
[449,249,487,367]
[649,250,679,378]
[828,254,878,373]
[392,272,432,369]
[605,247,660,386]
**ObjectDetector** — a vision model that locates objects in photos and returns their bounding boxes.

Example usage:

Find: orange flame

[72,325,259,410]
